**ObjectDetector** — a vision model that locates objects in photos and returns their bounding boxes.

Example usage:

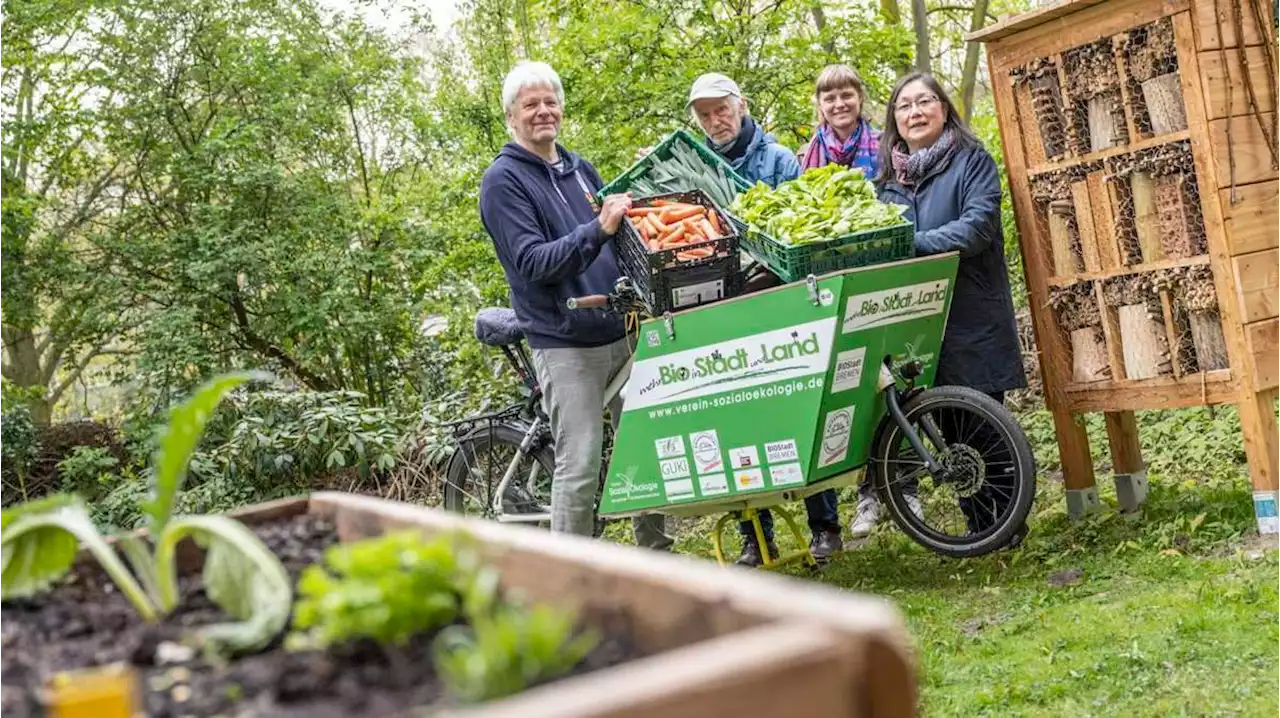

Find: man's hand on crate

[599,193,634,235]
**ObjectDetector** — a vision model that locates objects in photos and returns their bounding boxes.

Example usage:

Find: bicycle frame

[478,355,634,524]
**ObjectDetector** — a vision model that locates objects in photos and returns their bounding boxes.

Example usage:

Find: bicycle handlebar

[566,295,609,310]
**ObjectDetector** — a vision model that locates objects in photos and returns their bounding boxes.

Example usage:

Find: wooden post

[1188,311,1230,370]
[1055,409,1100,519]
[1087,95,1120,151]
[1104,410,1147,513]
[1047,200,1079,275]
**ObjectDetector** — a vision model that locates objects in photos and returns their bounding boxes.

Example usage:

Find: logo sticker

[769,463,805,486]
[831,347,867,393]
[734,468,765,491]
[699,473,729,496]
[764,439,799,464]
[606,465,663,503]
[660,457,691,480]
[623,318,837,412]
[655,436,685,459]
[818,288,835,306]
[842,280,949,333]
[729,446,760,469]
[1255,491,1279,534]
[665,478,695,501]
[817,406,855,468]
[690,430,723,474]
[646,329,661,347]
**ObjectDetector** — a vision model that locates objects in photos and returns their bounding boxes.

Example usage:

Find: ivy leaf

[146,372,271,535]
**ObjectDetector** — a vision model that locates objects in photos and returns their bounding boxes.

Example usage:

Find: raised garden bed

[3,493,916,717]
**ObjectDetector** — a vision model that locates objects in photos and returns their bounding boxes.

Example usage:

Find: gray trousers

[532,338,673,550]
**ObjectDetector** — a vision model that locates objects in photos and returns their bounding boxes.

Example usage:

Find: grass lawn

[616,406,1280,716]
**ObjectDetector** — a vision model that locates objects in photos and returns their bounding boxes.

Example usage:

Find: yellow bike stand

[711,505,818,570]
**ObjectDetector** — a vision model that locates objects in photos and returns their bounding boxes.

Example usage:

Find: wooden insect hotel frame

[972,0,1279,532]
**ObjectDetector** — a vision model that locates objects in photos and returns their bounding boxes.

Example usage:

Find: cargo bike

[442,134,1036,568]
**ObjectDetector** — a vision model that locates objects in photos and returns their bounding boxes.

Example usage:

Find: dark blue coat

[480,143,626,349]
[877,144,1026,394]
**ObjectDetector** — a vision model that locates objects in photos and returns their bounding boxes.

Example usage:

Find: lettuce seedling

[0,372,292,653]
[289,530,498,649]
[434,603,598,704]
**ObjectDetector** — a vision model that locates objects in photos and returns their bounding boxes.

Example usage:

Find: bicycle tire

[870,385,1036,558]
[443,423,556,521]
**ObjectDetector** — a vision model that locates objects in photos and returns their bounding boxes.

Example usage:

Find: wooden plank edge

[968,0,1111,42]
[312,492,915,652]
[451,622,864,718]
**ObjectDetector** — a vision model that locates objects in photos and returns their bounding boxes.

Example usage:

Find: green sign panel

[600,253,959,517]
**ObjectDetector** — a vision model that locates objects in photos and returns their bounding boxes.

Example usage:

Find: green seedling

[288,530,500,649]
[435,602,598,704]
[0,372,291,653]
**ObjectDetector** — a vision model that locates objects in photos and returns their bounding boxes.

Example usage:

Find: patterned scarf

[801,118,879,176]
[890,128,957,187]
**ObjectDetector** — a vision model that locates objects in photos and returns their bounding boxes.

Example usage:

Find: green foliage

[0,373,292,653]
[290,531,472,648]
[55,445,119,495]
[731,164,906,244]
[435,604,598,704]
[1,403,40,500]
[202,389,406,483]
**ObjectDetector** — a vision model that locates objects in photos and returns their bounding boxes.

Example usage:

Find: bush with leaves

[200,389,406,486]
[1,404,40,503]
[56,445,120,495]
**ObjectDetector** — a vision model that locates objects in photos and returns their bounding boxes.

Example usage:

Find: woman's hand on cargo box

[599,193,633,235]
[634,146,652,162]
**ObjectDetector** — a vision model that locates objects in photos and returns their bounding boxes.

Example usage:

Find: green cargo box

[597,130,751,203]
[599,252,959,518]
[738,221,916,284]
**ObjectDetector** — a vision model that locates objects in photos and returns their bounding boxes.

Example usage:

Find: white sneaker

[850,497,883,538]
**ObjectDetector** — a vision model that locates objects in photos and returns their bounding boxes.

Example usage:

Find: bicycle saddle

[474,307,524,347]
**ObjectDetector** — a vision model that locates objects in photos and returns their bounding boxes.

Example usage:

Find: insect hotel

[971,0,1279,532]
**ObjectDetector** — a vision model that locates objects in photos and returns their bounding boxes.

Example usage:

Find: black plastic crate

[615,190,742,314]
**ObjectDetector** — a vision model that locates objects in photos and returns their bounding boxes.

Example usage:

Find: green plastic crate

[597,130,752,203]
[739,221,916,283]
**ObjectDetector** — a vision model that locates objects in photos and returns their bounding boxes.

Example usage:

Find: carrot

[698,217,718,239]
[645,214,668,235]
[707,211,723,235]
[647,239,661,251]
[665,205,705,222]
[650,199,670,206]
[676,247,714,261]
[626,206,666,217]
[634,219,652,241]
[660,225,687,245]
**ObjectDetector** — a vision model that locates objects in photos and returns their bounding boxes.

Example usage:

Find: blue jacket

[479,143,626,349]
[877,144,1026,394]
[723,122,801,189]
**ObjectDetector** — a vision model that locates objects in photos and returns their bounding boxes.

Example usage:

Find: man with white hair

[688,73,800,189]
[479,61,672,550]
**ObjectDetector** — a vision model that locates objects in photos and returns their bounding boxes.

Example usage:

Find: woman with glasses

[848,73,1029,545]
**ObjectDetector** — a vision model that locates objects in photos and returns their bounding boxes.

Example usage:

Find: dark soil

[1,515,644,717]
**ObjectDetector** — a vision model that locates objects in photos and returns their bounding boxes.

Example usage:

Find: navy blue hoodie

[479,142,626,349]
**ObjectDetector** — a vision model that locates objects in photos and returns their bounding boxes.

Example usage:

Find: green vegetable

[626,135,742,207]
[730,164,907,245]
[0,372,291,654]
[289,530,495,648]
[435,603,598,704]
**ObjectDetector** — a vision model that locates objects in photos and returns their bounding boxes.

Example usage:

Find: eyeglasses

[894,95,939,114]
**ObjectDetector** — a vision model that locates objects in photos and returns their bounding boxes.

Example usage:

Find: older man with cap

[683,73,844,568]
[687,72,800,189]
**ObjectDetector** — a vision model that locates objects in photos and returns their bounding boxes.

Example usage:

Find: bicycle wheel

[444,423,555,522]
[870,385,1036,558]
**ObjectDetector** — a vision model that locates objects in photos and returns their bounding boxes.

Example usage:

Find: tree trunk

[959,0,991,121]
[911,0,931,74]
[1188,310,1229,370]
[1071,326,1111,383]
[1118,304,1172,379]
[809,2,836,56]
